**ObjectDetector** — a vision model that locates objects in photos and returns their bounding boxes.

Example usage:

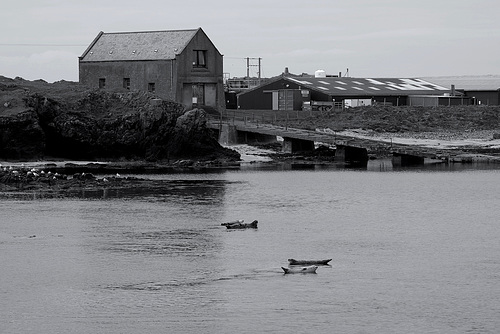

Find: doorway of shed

[186,83,217,109]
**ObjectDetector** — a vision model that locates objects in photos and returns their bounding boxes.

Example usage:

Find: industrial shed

[422,75,500,105]
[79,28,225,110]
[237,76,454,110]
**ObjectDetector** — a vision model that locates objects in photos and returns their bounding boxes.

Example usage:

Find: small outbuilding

[79,28,225,111]
[237,76,455,110]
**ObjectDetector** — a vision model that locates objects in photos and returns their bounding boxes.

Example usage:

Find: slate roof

[285,77,450,96]
[421,75,500,91]
[80,29,199,62]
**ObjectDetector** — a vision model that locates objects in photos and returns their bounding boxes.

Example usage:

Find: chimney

[451,84,455,96]
[339,72,342,78]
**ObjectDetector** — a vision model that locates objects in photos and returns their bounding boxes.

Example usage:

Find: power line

[0,43,86,47]
[224,56,261,60]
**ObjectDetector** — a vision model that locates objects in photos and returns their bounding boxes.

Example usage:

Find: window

[193,50,207,68]
[148,83,155,93]
[123,78,130,90]
[98,78,106,89]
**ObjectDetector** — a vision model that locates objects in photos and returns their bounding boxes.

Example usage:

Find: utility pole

[258,58,261,80]
[245,57,262,79]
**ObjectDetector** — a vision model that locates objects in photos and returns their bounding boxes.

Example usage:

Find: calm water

[1,161,500,333]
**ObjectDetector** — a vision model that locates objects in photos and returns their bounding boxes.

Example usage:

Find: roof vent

[108,50,113,54]
[154,49,158,53]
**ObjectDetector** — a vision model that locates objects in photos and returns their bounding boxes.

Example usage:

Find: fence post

[218,112,222,140]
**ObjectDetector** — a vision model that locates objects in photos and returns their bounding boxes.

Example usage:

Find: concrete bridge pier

[335,145,369,163]
[392,153,424,166]
[218,123,238,145]
[219,125,278,146]
[282,137,315,153]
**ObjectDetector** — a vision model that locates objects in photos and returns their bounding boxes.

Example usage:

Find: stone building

[79,28,224,111]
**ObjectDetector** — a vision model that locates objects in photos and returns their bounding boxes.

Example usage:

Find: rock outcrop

[0,76,239,162]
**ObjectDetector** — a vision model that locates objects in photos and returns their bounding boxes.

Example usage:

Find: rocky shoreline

[3,76,500,197]
[0,159,243,198]
[0,76,239,162]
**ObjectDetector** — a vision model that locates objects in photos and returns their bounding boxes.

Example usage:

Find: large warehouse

[236,75,463,110]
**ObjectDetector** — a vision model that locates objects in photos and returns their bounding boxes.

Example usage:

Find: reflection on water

[366,158,500,172]
[1,179,235,201]
[78,179,232,201]
[240,159,500,173]
[3,160,500,201]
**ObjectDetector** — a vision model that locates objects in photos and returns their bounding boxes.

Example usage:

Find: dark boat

[287,258,332,265]
[221,220,258,229]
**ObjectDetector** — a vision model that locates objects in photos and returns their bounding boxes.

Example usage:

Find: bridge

[208,118,457,165]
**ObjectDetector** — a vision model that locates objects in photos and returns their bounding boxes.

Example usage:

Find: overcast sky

[1,0,499,82]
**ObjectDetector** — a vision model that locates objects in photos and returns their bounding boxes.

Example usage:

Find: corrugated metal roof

[80,29,199,62]
[286,77,450,96]
[420,75,500,91]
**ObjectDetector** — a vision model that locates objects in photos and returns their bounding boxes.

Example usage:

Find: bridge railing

[207,109,319,127]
